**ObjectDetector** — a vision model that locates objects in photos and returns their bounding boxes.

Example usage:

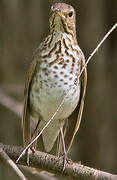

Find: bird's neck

[49,30,77,47]
[37,30,78,60]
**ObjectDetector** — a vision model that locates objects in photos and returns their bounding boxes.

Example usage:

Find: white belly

[30,76,80,122]
[30,80,80,152]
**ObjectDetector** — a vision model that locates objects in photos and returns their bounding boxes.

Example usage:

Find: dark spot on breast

[62,63,67,69]
[65,49,69,56]
[53,65,58,69]
[53,71,57,74]
[54,75,58,78]
[56,54,59,58]
[69,77,73,80]
[48,70,51,74]
[64,74,68,78]
[74,78,78,85]
[72,56,76,63]
[60,71,64,74]
[42,68,47,72]
[44,59,47,63]
[70,67,74,73]
[64,82,68,85]
[45,72,48,76]
[66,59,69,63]
[58,61,63,65]
[60,79,64,81]
[58,58,64,65]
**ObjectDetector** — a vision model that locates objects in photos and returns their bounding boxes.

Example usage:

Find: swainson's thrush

[22,2,87,168]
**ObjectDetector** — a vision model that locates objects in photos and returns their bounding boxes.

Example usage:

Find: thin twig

[0,143,117,180]
[78,22,117,79]
[0,148,27,180]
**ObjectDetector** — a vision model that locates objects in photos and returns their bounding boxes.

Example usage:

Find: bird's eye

[68,11,73,18]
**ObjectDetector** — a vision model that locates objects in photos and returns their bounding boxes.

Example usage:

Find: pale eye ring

[68,11,73,18]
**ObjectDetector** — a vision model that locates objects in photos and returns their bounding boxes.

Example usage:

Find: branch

[0,143,116,180]
[19,165,59,180]
[0,148,27,180]
[0,89,22,117]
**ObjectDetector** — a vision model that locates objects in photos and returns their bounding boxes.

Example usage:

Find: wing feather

[22,59,38,146]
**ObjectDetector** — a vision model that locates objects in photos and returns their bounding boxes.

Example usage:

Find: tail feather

[42,120,60,152]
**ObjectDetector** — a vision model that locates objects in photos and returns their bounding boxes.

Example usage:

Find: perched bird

[22,2,87,168]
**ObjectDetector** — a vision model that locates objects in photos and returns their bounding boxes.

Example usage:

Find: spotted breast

[22,3,87,156]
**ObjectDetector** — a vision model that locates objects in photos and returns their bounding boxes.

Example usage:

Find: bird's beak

[51,6,63,17]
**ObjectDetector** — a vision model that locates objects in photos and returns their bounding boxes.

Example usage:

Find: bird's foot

[16,147,36,165]
[26,147,36,165]
[59,153,71,171]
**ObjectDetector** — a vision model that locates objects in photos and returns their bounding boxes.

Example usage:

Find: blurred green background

[0,0,117,179]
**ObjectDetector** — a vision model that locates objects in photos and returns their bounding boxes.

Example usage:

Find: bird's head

[49,3,76,35]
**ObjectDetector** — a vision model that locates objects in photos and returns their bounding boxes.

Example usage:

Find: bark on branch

[0,148,27,180]
[0,143,116,180]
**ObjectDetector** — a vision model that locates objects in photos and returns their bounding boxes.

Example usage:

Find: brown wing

[22,58,38,146]
[64,53,87,153]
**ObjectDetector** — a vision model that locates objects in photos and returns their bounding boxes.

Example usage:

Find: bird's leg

[31,119,41,149]
[26,148,32,165]
[60,127,68,171]
[26,132,39,165]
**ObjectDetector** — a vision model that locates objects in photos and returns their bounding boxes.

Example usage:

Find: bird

[22,2,87,169]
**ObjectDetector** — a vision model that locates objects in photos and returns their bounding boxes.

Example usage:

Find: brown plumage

[22,2,87,159]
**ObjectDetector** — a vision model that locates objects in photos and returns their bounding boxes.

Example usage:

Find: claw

[59,153,70,171]
[27,148,31,165]
[62,153,67,171]
[27,147,36,165]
